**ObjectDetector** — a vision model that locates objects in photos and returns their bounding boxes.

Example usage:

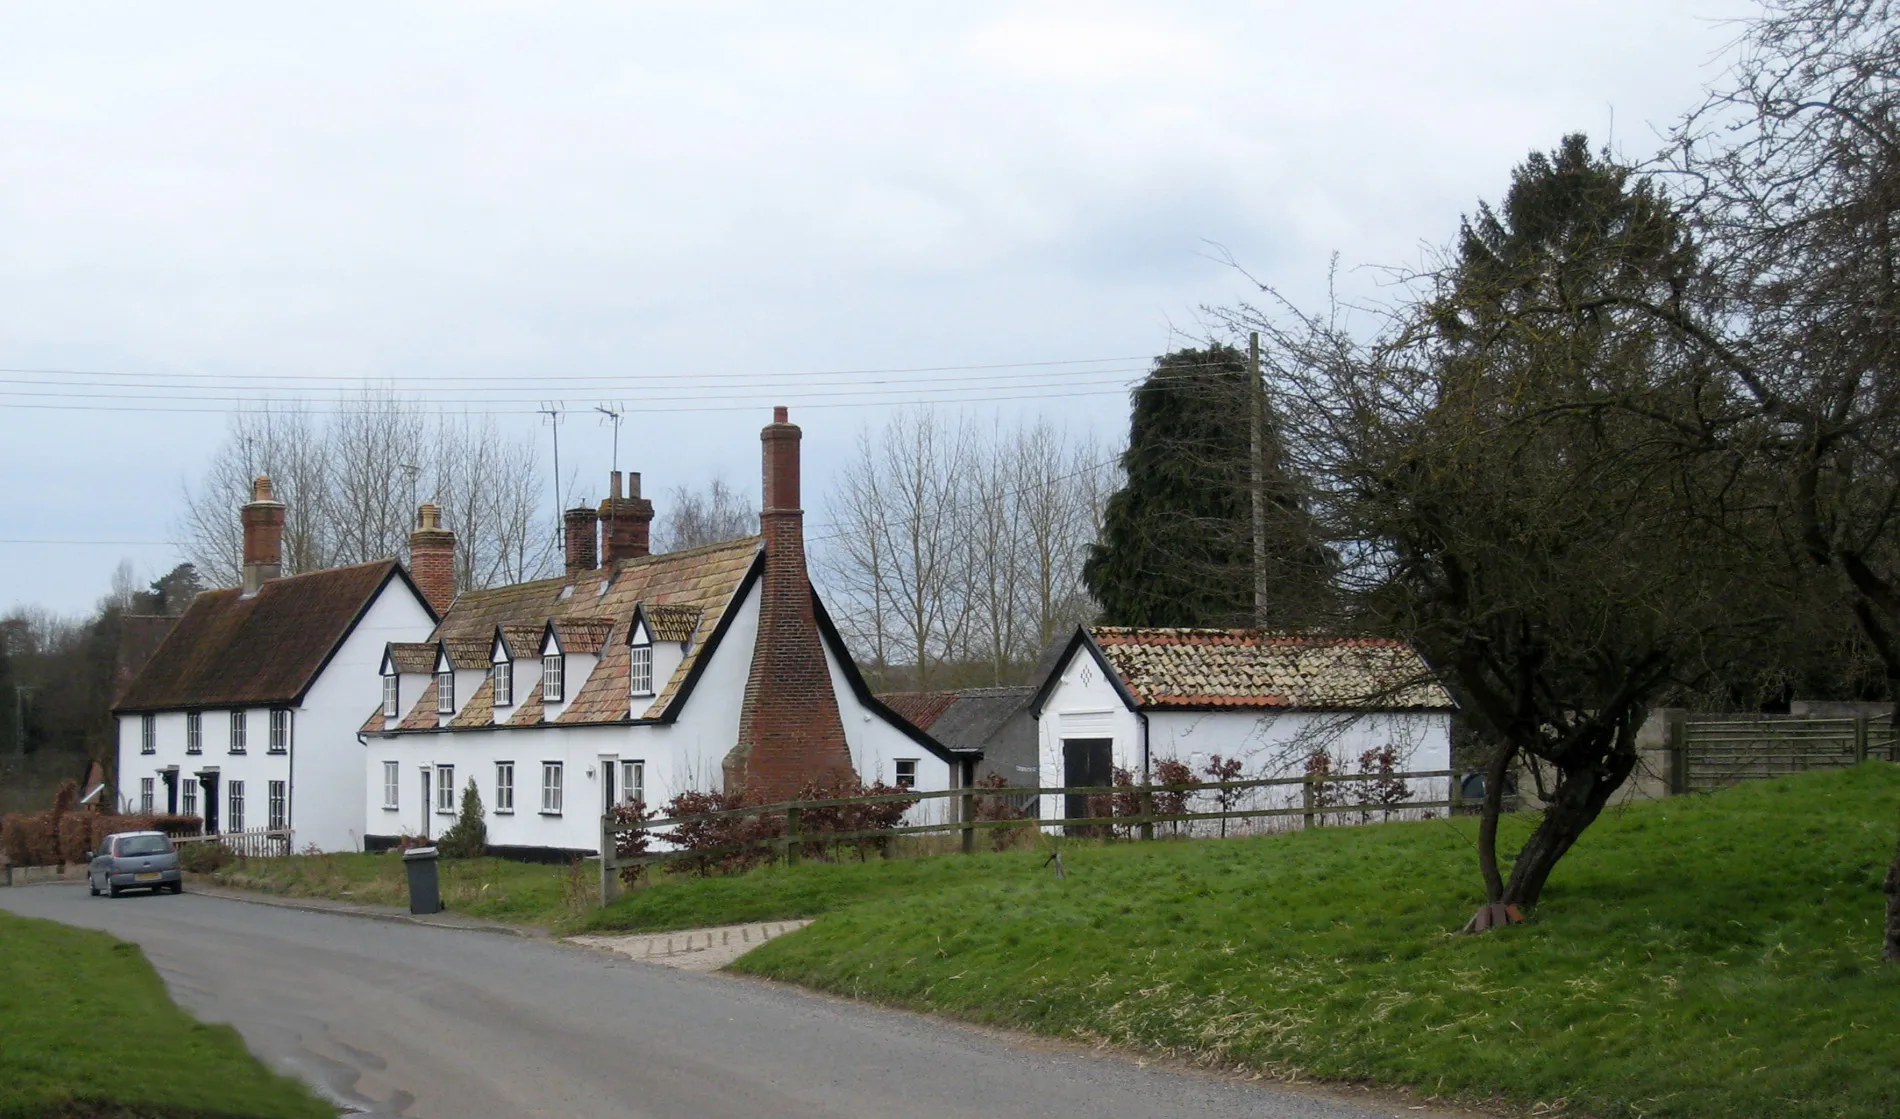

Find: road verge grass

[0,909,334,1119]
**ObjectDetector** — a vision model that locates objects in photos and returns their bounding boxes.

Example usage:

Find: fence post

[1448,771,1464,817]
[960,788,976,856]
[1854,716,1870,764]
[1302,777,1316,830]
[785,806,802,867]
[1138,785,1155,842]
[1666,711,1688,795]
[598,815,619,909]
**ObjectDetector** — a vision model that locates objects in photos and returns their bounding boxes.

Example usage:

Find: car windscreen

[115,835,172,856]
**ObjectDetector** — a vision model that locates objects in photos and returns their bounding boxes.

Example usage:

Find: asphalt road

[1,884,1455,1119]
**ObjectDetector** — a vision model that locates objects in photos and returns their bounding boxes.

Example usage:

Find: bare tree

[656,478,756,552]
[177,407,331,584]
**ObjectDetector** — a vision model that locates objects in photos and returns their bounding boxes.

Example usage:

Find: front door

[1062,738,1113,833]
[160,769,178,815]
[601,757,617,815]
[419,768,432,839]
[197,772,220,835]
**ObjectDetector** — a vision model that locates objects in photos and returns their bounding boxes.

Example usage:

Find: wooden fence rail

[173,827,293,858]
[598,769,1459,905]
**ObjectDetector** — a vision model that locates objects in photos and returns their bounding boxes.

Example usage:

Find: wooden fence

[1669,715,1898,793]
[173,827,293,858]
[599,769,1459,905]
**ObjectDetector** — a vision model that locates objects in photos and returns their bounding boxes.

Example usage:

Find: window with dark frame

[140,714,155,754]
[894,759,918,789]
[621,760,644,807]
[186,711,201,754]
[268,780,286,830]
[228,780,246,831]
[436,668,455,714]
[383,761,399,809]
[228,710,246,754]
[541,761,563,814]
[436,765,456,813]
[182,779,197,819]
[495,762,515,813]
[494,659,513,706]
[629,644,653,696]
[383,674,399,719]
[543,654,565,703]
[269,708,290,754]
[140,777,154,812]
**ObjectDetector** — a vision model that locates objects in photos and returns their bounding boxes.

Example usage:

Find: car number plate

[135,872,161,882]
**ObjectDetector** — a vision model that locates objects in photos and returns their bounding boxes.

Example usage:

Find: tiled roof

[506,681,544,726]
[115,560,402,712]
[441,638,491,670]
[877,691,959,730]
[495,623,541,660]
[448,675,495,728]
[642,604,702,643]
[398,678,442,730]
[1087,627,1454,711]
[386,642,436,674]
[360,707,386,735]
[550,617,614,655]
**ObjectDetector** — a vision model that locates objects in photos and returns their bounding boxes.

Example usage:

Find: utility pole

[1249,331,1268,627]
[595,403,625,549]
[539,402,566,556]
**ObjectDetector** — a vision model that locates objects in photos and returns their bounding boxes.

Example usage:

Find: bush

[176,842,234,873]
[660,789,782,877]
[436,778,487,858]
[607,800,651,888]
[1,812,58,866]
[973,773,1035,851]
[793,775,918,861]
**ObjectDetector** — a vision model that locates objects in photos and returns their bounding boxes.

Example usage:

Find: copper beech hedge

[1,781,201,867]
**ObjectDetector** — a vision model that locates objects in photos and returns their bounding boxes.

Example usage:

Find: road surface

[1,884,1453,1119]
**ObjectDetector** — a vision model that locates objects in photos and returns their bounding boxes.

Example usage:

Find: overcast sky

[0,1,1753,615]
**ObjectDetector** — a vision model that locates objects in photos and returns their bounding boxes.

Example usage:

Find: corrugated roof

[115,560,402,712]
[642,604,702,643]
[930,687,1034,752]
[1087,627,1454,711]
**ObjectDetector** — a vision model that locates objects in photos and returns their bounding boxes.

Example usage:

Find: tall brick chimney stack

[724,407,856,801]
[598,470,655,565]
[240,475,286,597]
[408,503,457,616]
[563,505,600,577]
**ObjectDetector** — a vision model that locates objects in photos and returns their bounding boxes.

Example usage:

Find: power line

[0,355,1163,383]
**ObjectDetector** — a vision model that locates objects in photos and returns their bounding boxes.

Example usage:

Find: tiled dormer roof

[549,617,614,656]
[641,604,702,643]
[495,623,542,660]
[440,638,492,670]
[385,642,437,674]
[115,559,408,713]
[1084,627,1454,711]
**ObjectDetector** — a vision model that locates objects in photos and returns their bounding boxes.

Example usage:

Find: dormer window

[629,643,653,697]
[543,654,565,703]
[382,674,399,719]
[436,666,455,713]
[494,659,513,706]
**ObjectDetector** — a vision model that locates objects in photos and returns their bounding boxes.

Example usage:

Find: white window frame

[185,711,201,755]
[140,714,155,755]
[436,765,456,814]
[228,710,246,754]
[495,761,515,814]
[139,777,154,813]
[382,674,400,719]
[436,669,455,714]
[269,708,291,754]
[268,779,287,830]
[894,758,919,789]
[228,780,246,832]
[382,761,400,810]
[620,760,644,807]
[628,644,653,697]
[540,761,563,815]
[181,778,197,819]
[542,654,565,703]
[494,659,513,707]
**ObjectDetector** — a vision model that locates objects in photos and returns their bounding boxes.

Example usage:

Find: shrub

[1204,753,1246,837]
[1,813,57,867]
[1152,757,1194,836]
[793,775,918,861]
[973,774,1035,851]
[176,841,233,873]
[437,778,488,858]
[607,800,651,888]
[660,789,782,877]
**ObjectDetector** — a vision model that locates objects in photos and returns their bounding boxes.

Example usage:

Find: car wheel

[107,881,122,899]
[170,882,184,895]
[88,875,100,897]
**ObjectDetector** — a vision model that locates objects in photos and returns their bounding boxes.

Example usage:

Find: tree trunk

[1501,750,1635,908]
[1476,738,1517,904]
[1884,830,1900,963]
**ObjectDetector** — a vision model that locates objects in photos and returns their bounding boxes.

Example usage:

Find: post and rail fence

[172,827,294,858]
[1665,715,1898,794]
[598,768,1462,906]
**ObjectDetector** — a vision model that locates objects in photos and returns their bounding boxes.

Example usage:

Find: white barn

[111,477,441,852]
[1030,626,1456,827]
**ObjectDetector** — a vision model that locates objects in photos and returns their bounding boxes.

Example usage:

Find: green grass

[0,910,334,1119]
[599,764,1900,1118]
[204,852,585,927]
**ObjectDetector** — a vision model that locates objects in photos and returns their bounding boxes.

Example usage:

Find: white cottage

[111,477,442,852]
[362,408,977,856]
[1030,626,1456,825]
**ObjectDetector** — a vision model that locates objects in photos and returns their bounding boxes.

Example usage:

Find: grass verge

[0,910,334,1119]
[607,765,1900,1118]
[201,853,586,928]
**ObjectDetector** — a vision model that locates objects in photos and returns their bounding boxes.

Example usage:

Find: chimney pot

[240,474,287,596]
[599,469,654,565]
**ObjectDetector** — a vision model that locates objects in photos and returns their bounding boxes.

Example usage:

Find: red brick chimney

[240,475,285,596]
[563,505,600,577]
[598,470,655,565]
[408,503,457,616]
[724,407,856,801]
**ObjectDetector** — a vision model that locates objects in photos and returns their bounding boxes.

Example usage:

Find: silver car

[88,831,184,897]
